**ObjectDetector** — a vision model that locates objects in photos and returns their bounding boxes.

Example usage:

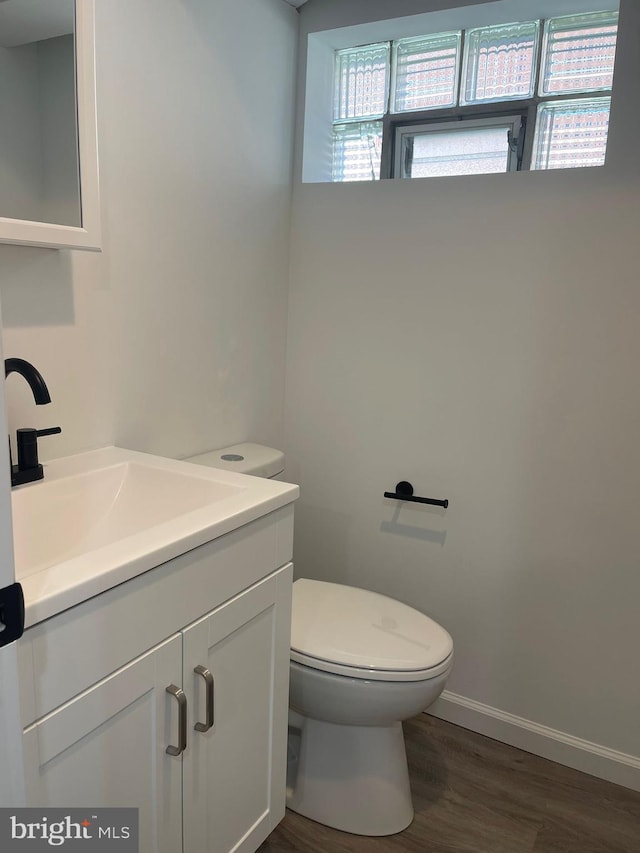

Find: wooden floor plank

[259,714,640,852]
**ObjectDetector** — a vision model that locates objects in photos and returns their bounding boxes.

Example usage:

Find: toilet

[186,443,454,837]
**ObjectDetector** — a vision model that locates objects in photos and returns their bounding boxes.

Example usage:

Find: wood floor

[259,715,640,852]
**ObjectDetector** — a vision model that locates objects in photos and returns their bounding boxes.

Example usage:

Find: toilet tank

[185,443,285,479]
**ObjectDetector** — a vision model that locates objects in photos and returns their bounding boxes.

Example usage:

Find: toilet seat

[290,648,453,682]
[291,579,454,683]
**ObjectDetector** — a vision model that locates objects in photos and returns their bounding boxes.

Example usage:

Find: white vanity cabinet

[18,505,294,853]
[182,571,291,853]
[23,634,185,852]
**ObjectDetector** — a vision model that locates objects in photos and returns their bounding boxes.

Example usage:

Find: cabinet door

[23,634,183,853]
[183,564,293,853]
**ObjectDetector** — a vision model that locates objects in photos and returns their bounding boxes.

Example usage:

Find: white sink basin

[12,460,243,579]
[11,446,298,627]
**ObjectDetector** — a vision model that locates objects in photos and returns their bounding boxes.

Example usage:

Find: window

[395,116,523,179]
[329,9,618,182]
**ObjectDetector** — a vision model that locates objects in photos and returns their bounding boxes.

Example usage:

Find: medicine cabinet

[0,0,100,250]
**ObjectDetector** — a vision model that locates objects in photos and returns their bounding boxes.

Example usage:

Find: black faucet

[5,358,61,487]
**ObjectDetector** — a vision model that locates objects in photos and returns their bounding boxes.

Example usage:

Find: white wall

[286,0,640,766]
[0,0,298,463]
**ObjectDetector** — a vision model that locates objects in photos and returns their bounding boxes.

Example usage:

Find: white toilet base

[286,715,413,836]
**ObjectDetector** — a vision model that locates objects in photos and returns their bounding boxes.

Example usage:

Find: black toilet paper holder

[384,481,448,509]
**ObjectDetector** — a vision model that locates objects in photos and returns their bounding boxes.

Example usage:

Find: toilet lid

[290,579,453,682]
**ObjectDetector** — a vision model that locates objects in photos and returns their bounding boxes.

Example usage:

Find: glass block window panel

[462,21,539,104]
[540,12,618,96]
[532,97,611,170]
[332,122,383,182]
[334,44,390,121]
[392,32,462,113]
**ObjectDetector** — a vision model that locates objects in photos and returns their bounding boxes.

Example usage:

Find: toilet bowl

[287,578,453,836]
[185,444,454,837]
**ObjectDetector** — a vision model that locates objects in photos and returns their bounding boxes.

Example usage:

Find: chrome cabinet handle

[166,684,187,756]
[194,665,214,733]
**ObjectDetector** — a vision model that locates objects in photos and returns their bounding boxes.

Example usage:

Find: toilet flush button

[221,454,244,462]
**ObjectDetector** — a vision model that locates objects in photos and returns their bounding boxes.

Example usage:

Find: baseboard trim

[428,691,640,792]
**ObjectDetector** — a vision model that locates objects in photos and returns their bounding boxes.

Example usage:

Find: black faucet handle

[16,426,62,472]
[36,427,62,438]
